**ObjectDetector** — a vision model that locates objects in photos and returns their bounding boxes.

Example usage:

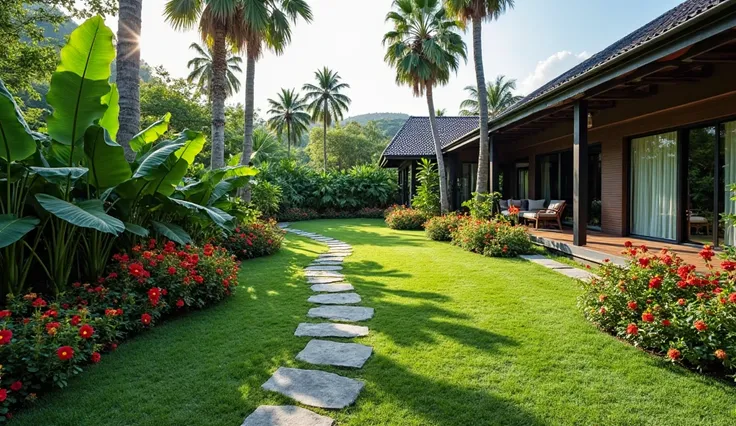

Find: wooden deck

[528,227,711,269]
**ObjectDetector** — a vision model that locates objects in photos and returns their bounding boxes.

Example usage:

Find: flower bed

[384,205,428,230]
[580,243,736,377]
[424,214,465,241]
[223,220,285,260]
[277,207,389,222]
[0,240,239,417]
[450,218,533,257]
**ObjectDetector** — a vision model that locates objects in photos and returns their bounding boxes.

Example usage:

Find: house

[380,0,736,262]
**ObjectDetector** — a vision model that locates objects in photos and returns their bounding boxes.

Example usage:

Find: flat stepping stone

[314,257,347,262]
[305,265,343,271]
[241,405,333,426]
[307,277,346,284]
[311,283,354,293]
[308,306,374,322]
[296,339,373,368]
[308,292,361,305]
[519,255,572,269]
[310,261,344,266]
[304,270,344,278]
[295,322,369,338]
[262,367,364,409]
[318,254,348,259]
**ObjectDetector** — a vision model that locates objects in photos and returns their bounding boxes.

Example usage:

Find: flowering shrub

[450,218,533,257]
[356,207,385,218]
[0,240,239,416]
[580,243,736,377]
[277,207,321,222]
[222,220,285,259]
[424,214,465,241]
[384,205,428,230]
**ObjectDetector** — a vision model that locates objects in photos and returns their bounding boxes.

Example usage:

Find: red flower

[638,257,650,268]
[57,346,74,361]
[141,313,152,326]
[667,348,681,360]
[147,287,161,306]
[128,262,146,277]
[167,266,177,276]
[176,299,185,308]
[648,276,662,289]
[721,260,736,271]
[71,315,81,326]
[641,312,654,323]
[694,320,708,331]
[598,294,607,302]
[91,352,101,363]
[699,246,715,262]
[0,389,5,402]
[729,293,736,304]
[661,319,671,327]
[627,301,638,310]
[31,297,47,308]
[677,298,687,306]
[626,323,638,335]
[10,381,22,391]
[46,322,61,335]
[194,275,204,284]
[624,241,633,248]
[79,324,94,339]
[599,307,607,315]
[0,310,11,318]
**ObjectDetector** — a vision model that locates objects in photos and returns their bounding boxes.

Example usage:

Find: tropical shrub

[222,220,285,259]
[580,244,736,377]
[250,181,282,219]
[356,207,385,218]
[385,206,427,230]
[462,192,502,219]
[451,218,533,257]
[277,207,321,222]
[411,158,440,216]
[424,214,465,241]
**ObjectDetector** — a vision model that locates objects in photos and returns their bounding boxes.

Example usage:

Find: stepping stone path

[243,225,374,425]
[520,254,598,282]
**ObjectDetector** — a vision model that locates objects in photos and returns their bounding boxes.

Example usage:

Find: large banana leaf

[0,215,40,249]
[132,141,185,180]
[83,125,132,189]
[130,113,171,153]
[30,166,89,185]
[0,79,36,162]
[167,197,235,231]
[99,83,119,141]
[46,16,115,146]
[151,220,191,245]
[124,222,149,237]
[142,131,205,196]
[35,194,124,235]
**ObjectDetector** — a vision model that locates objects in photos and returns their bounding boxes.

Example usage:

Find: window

[516,163,529,199]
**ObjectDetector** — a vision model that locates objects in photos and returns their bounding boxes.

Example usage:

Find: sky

[99,0,684,118]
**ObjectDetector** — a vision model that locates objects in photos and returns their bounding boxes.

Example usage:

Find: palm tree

[303,67,351,172]
[383,0,467,213]
[116,0,143,161]
[459,76,522,117]
[267,88,311,158]
[186,42,243,101]
[237,0,313,202]
[250,127,285,164]
[436,108,447,117]
[445,0,514,195]
[164,0,247,170]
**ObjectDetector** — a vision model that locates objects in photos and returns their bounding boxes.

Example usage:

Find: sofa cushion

[547,200,565,212]
[499,199,509,210]
[521,199,529,211]
[528,199,545,210]
[509,199,522,207]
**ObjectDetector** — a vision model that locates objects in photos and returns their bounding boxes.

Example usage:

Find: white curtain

[724,122,736,246]
[631,132,678,240]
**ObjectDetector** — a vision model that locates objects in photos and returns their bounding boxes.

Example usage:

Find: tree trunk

[239,51,256,201]
[286,119,291,159]
[210,24,227,170]
[472,15,490,197]
[322,100,328,172]
[426,85,450,214]
[115,0,142,161]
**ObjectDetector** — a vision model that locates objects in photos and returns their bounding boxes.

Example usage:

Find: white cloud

[519,51,592,95]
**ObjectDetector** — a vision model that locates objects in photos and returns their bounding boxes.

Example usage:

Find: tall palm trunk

[322,100,328,172]
[426,85,450,213]
[472,16,490,196]
[286,119,292,158]
[116,0,142,161]
[239,51,256,201]
[210,24,227,169]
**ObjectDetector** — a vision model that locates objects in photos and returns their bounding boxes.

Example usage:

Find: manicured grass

[12,219,736,425]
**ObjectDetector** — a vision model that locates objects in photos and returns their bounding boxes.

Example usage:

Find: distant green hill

[343,113,409,139]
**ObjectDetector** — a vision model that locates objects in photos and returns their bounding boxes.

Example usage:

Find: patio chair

[522,200,566,230]
[687,210,710,236]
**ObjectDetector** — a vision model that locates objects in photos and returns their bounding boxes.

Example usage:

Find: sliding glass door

[630,132,678,240]
[722,121,736,246]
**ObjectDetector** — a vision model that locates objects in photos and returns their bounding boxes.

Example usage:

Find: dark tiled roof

[382,116,480,157]
[501,0,728,117]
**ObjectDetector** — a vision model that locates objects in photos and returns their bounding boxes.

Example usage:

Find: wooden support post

[573,100,588,246]
[489,134,499,193]
[409,161,418,207]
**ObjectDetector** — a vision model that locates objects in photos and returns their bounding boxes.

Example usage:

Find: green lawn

[12,219,736,425]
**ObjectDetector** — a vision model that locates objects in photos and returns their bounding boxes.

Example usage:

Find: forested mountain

[343,113,409,139]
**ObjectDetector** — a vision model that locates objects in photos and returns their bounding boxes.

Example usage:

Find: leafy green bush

[451,218,533,257]
[356,207,385,218]
[580,244,736,377]
[385,205,427,230]
[411,158,440,216]
[277,207,321,222]
[424,214,464,241]
[462,192,502,219]
[222,220,285,259]
[251,181,282,219]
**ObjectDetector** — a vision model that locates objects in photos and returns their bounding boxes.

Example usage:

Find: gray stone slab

[315,257,347,262]
[311,283,355,293]
[261,367,364,409]
[308,292,361,305]
[307,277,346,284]
[310,261,344,266]
[519,255,572,270]
[241,405,333,426]
[558,268,597,282]
[305,265,343,271]
[296,339,373,368]
[304,270,344,279]
[295,322,369,338]
[318,253,348,258]
[308,306,374,322]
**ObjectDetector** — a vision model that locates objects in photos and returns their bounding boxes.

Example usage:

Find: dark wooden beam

[573,100,588,246]
[489,135,499,193]
[682,28,736,62]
